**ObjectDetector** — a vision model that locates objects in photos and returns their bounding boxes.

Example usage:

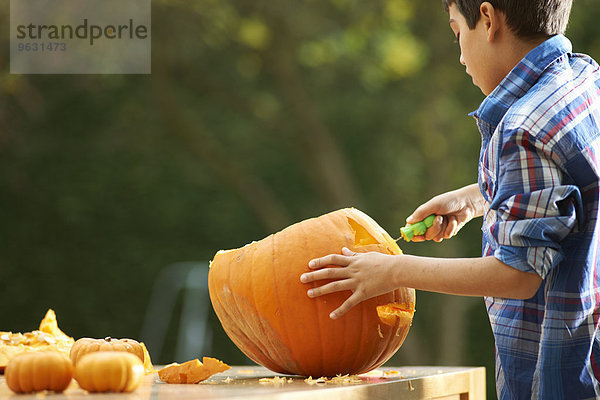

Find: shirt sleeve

[486,126,583,279]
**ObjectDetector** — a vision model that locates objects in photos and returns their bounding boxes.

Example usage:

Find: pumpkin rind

[208,208,416,377]
[74,351,144,392]
[158,357,230,384]
[0,309,74,373]
[140,341,154,373]
[5,351,73,393]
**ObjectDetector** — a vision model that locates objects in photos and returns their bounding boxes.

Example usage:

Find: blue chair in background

[140,261,212,363]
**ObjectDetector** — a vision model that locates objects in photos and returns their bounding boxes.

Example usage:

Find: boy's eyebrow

[449,18,456,25]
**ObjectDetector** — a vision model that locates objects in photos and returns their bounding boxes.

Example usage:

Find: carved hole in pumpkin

[376,303,415,327]
[347,218,379,247]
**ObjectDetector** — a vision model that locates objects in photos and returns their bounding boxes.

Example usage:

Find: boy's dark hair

[442,0,572,38]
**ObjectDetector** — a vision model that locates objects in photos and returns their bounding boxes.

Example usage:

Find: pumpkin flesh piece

[140,342,154,374]
[158,357,230,384]
[38,309,69,338]
[200,356,231,378]
[158,359,199,384]
[376,303,415,327]
[1,309,75,373]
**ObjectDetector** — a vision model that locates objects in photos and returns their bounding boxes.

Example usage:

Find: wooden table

[0,365,486,400]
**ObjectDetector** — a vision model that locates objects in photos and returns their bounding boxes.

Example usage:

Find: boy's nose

[459,53,466,66]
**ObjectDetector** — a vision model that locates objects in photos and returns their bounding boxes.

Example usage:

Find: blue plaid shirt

[472,35,600,399]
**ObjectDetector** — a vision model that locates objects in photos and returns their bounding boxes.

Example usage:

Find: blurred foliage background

[1,0,599,397]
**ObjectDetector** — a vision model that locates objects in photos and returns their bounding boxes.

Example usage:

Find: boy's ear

[479,1,504,42]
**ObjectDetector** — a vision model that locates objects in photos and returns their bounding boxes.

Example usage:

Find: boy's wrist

[464,183,486,217]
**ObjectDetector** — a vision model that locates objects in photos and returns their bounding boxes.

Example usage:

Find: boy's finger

[306,279,353,298]
[411,235,425,242]
[444,216,458,239]
[411,215,444,242]
[406,203,437,224]
[308,254,351,269]
[329,292,362,320]
[425,216,446,241]
[406,210,430,225]
[301,266,348,283]
[341,247,356,256]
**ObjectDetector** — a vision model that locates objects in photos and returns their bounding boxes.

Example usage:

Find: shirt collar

[469,34,573,134]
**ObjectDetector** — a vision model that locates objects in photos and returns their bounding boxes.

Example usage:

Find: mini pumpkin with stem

[70,336,153,373]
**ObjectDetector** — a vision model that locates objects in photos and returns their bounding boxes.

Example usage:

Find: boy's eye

[454,33,460,44]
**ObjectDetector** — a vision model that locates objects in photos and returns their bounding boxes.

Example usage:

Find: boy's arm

[301,247,542,319]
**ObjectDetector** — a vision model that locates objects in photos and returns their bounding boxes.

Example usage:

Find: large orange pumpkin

[208,208,415,377]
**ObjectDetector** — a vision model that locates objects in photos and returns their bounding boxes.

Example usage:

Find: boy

[300,0,600,398]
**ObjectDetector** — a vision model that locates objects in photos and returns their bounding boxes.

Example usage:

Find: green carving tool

[397,214,436,242]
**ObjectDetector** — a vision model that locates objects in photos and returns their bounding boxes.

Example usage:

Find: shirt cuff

[493,244,562,279]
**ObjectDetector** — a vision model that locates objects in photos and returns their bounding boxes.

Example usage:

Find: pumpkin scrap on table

[5,351,73,394]
[208,208,416,377]
[304,374,363,385]
[0,309,74,373]
[70,336,154,374]
[259,376,293,384]
[158,357,230,384]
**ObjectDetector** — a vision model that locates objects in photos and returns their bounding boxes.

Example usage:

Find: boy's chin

[470,77,485,95]
[475,80,494,96]
[472,75,501,96]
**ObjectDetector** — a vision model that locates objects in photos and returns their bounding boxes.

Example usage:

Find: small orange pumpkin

[74,351,144,392]
[5,351,73,393]
[158,357,230,384]
[70,337,144,366]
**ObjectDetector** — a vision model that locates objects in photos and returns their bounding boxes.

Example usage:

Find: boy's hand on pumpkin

[300,247,396,319]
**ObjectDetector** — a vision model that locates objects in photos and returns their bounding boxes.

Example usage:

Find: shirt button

[482,181,488,192]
